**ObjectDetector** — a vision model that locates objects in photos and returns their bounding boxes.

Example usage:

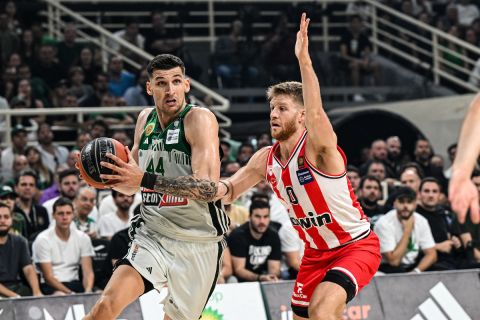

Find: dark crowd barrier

[1,270,479,320]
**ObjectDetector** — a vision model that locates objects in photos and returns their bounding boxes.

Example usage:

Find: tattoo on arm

[153,175,218,202]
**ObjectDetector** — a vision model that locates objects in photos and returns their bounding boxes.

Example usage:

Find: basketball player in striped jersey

[217,14,381,319]
[83,54,229,319]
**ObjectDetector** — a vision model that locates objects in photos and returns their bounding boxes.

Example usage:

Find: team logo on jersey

[297,156,305,168]
[297,168,314,185]
[290,211,332,229]
[145,122,155,136]
[166,129,180,144]
[141,189,188,207]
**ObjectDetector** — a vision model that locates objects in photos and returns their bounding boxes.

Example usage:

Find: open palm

[295,13,311,61]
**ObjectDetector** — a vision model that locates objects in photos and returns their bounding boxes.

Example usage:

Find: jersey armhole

[304,145,347,179]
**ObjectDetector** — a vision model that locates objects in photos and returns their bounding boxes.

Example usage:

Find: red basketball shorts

[291,231,381,313]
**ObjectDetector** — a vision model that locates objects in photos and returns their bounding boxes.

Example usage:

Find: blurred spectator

[366,160,387,182]
[0,67,17,102]
[50,79,69,108]
[73,186,97,239]
[213,19,258,88]
[80,72,109,107]
[414,138,447,188]
[1,125,28,183]
[236,142,255,166]
[7,155,30,187]
[400,167,422,194]
[32,44,66,90]
[0,13,19,66]
[0,185,27,237]
[92,94,134,126]
[375,187,437,273]
[75,47,102,86]
[442,25,466,73]
[4,1,21,35]
[340,15,380,101]
[57,23,82,69]
[19,29,35,67]
[123,69,150,106]
[66,150,80,169]
[223,161,241,178]
[228,200,281,282]
[385,136,409,178]
[25,146,53,191]
[111,18,145,64]
[11,78,45,124]
[97,190,140,223]
[17,64,50,107]
[107,56,135,97]
[417,178,461,270]
[112,130,132,148]
[52,93,78,126]
[145,11,182,56]
[68,66,94,102]
[97,190,133,240]
[13,170,49,241]
[89,119,109,139]
[360,139,393,177]
[358,176,384,225]
[457,0,479,27]
[75,132,92,151]
[220,140,232,163]
[36,123,69,173]
[437,3,458,32]
[443,143,457,179]
[0,203,42,298]
[256,133,272,149]
[43,168,81,222]
[6,52,21,69]
[469,57,480,87]
[262,13,298,83]
[33,197,94,295]
[97,227,129,289]
[347,165,361,194]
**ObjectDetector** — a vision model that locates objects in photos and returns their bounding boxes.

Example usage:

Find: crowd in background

[1,0,480,298]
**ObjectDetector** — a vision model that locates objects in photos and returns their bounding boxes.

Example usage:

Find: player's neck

[156,104,186,130]
[277,129,304,162]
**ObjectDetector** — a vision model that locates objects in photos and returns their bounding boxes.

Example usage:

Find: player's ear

[146,80,153,96]
[299,109,306,124]
[184,78,191,93]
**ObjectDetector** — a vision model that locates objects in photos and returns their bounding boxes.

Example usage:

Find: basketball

[78,137,128,189]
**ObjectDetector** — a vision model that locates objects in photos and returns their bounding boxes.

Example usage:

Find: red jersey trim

[272,130,307,169]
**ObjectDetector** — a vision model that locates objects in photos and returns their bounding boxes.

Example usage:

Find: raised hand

[295,12,311,62]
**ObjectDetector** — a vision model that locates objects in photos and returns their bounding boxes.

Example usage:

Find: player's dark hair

[266,81,304,106]
[147,54,185,78]
[249,200,270,216]
[53,197,74,214]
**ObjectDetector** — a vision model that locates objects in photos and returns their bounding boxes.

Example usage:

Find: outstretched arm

[296,13,344,174]
[100,108,221,202]
[216,147,269,204]
[449,94,480,223]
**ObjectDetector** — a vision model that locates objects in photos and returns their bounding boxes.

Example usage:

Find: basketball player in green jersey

[84,54,229,320]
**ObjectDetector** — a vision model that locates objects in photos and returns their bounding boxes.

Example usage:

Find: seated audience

[97,191,133,240]
[228,200,281,282]
[375,187,437,273]
[0,203,42,297]
[33,198,94,295]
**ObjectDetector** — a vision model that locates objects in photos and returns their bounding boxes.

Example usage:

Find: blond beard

[271,118,298,141]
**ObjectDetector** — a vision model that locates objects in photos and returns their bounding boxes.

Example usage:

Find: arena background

[0,0,480,319]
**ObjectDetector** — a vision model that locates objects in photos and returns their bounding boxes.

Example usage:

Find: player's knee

[90,295,116,318]
[308,303,340,320]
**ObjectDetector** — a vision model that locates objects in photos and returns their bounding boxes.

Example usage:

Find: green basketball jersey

[137,105,229,242]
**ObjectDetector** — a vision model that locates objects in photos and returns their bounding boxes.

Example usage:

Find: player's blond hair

[266,81,304,107]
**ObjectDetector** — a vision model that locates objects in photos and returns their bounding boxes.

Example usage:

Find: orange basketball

[78,137,128,189]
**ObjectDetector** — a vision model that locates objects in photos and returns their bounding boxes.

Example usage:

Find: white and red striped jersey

[265,130,370,250]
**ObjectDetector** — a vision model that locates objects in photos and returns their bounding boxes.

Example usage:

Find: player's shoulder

[185,105,217,122]
[248,147,271,169]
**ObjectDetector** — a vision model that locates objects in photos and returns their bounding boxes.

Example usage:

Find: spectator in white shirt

[457,0,480,27]
[36,123,69,173]
[33,197,95,295]
[98,191,133,240]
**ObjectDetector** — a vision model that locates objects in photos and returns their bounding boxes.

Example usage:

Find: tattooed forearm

[153,175,218,202]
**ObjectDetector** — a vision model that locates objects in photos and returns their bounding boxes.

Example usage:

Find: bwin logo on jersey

[290,212,332,229]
